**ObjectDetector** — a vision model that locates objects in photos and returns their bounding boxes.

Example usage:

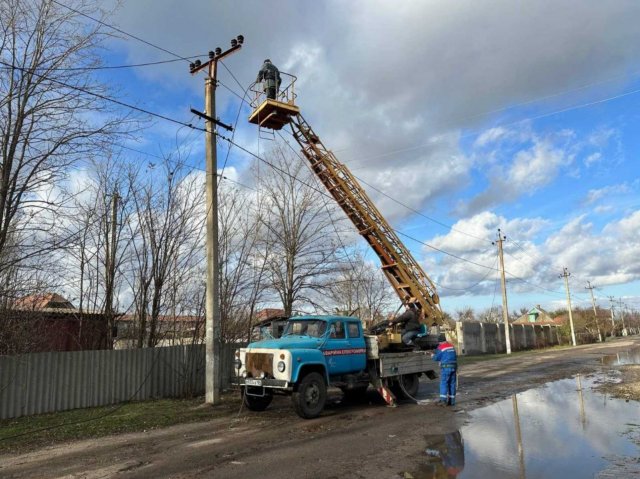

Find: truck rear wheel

[292,372,326,419]
[242,388,273,411]
[392,373,420,399]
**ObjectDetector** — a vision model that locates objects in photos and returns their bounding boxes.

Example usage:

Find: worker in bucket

[391,303,421,346]
[431,338,458,406]
[256,59,281,100]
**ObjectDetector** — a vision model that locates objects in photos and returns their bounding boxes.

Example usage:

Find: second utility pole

[190,36,243,405]
[495,229,512,354]
[560,267,577,346]
[585,281,602,342]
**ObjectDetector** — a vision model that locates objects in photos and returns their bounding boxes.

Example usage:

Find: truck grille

[246,352,273,378]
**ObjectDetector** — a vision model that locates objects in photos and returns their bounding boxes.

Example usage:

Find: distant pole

[619,299,627,336]
[585,281,602,342]
[560,268,576,346]
[608,296,616,337]
[494,229,511,354]
[190,36,244,405]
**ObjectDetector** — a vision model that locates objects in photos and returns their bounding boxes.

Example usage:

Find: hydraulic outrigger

[249,75,443,348]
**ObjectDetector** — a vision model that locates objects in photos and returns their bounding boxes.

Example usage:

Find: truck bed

[377,351,435,377]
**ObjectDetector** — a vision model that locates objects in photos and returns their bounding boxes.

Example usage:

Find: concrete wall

[455,321,560,355]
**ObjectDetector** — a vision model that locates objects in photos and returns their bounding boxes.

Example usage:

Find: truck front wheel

[242,388,273,411]
[292,372,327,419]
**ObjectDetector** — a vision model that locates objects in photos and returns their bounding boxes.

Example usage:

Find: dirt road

[1,338,638,479]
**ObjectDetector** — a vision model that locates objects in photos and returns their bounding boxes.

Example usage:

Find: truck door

[346,321,367,371]
[322,320,352,375]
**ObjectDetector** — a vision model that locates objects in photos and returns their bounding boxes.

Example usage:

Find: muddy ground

[595,364,640,401]
[1,337,639,479]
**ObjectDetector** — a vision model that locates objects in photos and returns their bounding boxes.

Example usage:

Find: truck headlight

[277,361,286,373]
[233,358,242,370]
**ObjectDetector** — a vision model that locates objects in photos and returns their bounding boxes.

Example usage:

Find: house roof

[255,308,286,321]
[13,293,76,312]
[513,305,556,325]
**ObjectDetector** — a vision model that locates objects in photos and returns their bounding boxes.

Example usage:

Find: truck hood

[246,336,323,351]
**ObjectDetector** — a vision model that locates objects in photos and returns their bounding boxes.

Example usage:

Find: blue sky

[82,0,640,316]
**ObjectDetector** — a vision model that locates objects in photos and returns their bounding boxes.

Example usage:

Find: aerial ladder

[248,74,443,348]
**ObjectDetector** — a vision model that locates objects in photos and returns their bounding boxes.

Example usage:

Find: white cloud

[461,132,573,215]
[424,208,640,297]
[109,1,640,223]
[584,183,631,205]
[425,211,549,295]
[584,152,602,167]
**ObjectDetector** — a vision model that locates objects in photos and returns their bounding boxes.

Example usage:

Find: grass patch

[0,394,241,454]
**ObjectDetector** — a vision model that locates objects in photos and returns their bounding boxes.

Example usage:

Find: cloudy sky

[93,0,640,315]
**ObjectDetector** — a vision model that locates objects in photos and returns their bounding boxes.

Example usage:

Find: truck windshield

[282,320,327,338]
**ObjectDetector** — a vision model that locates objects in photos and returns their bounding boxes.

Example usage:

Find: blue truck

[234,315,437,419]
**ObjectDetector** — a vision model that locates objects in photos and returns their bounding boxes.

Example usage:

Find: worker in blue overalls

[431,339,458,407]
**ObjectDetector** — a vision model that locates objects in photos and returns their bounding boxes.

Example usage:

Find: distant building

[1,293,109,354]
[513,305,559,326]
[115,314,204,348]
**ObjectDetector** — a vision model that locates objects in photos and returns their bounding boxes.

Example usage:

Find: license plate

[245,378,262,386]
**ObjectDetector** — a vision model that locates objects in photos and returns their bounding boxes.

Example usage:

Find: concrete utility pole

[585,281,602,342]
[190,35,244,405]
[494,229,511,354]
[560,268,577,346]
[608,296,616,337]
[618,299,627,336]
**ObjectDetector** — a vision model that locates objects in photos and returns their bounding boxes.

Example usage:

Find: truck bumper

[231,378,289,389]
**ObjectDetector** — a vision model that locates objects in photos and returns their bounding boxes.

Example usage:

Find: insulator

[215,47,222,56]
[237,35,244,44]
[208,51,214,59]
[231,38,238,47]
[194,60,202,67]
[189,63,195,71]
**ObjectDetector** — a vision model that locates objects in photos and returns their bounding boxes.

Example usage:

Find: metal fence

[0,345,208,420]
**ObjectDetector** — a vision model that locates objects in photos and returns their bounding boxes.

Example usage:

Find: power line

[52,0,192,62]
[351,173,492,243]
[0,60,197,129]
[0,56,207,71]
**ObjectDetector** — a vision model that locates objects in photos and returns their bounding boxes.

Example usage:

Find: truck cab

[235,315,368,418]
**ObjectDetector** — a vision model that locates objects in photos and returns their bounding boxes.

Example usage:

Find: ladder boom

[288,113,442,324]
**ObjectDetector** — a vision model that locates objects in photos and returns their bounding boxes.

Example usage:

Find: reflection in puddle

[600,348,640,366]
[412,374,640,478]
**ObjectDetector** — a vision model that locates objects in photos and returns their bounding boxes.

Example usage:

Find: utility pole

[190,35,244,405]
[104,190,119,348]
[585,281,602,342]
[608,296,616,337]
[618,299,627,336]
[494,229,511,354]
[560,267,577,346]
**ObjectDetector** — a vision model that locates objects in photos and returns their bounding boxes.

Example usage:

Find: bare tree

[455,306,476,322]
[218,182,269,342]
[61,157,137,347]
[128,161,205,347]
[326,252,395,328]
[0,0,129,285]
[258,145,345,316]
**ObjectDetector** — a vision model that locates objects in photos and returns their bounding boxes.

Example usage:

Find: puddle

[410,374,640,478]
[601,348,640,366]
